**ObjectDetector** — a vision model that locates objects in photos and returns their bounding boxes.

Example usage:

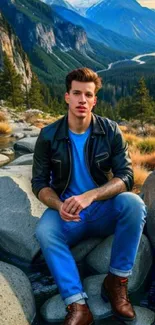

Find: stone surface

[0,261,36,325]
[14,137,38,153]
[0,153,10,166]
[0,148,14,157]
[40,287,155,324]
[12,132,25,139]
[86,235,153,292]
[0,166,46,261]
[84,275,155,323]
[9,153,34,166]
[99,307,155,325]
[71,238,103,262]
[147,201,155,249]
[141,171,155,208]
[40,294,66,322]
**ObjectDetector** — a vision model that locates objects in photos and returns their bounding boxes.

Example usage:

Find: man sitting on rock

[32,67,147,325]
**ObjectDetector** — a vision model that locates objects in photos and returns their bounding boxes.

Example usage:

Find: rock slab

[86,234,153,292]
[0,166,46,261]
[0,261,36,325]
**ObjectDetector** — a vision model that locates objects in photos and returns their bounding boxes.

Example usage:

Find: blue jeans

[36,192,146,305]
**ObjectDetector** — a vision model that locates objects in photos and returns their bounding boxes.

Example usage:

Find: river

[97,52,155,73]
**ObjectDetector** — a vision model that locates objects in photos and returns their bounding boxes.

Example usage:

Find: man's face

[65,80,97,119]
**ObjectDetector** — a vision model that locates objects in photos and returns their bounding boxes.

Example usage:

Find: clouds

[68,0,155,9]
[138,0,155,8]
[68,0,155,8]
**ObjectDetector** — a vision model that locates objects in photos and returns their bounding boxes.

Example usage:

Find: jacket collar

[56,113,105,140]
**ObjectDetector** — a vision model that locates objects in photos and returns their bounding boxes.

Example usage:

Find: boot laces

[65,304,77,324]
[118,279,130,302]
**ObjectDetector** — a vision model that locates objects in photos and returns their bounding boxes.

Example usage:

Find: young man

[32,68,146,325]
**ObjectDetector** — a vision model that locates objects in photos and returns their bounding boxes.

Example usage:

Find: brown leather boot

[63,302,94,325]
[101,273,136,321]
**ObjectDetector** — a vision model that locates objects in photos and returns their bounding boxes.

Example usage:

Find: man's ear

[93,96,97,107]
[65,92,70,104]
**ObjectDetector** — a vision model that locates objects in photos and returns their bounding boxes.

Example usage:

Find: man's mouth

[76,106,87,110]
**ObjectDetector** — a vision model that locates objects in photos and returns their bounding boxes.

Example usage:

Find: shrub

[137,137,155,153]
[0,122,12,135]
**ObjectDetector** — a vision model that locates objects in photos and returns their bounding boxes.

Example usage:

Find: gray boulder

[84,275,155,324]
[9,153,34,166]
[40,288,155,324]
[147,200,155,249]
[71,238,103,262]
[14,137,38,153]
[0,166,46,261]
[86,235,153,292]
[0,261,36,325]
[141,171,155,208]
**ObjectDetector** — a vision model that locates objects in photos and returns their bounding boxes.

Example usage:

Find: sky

[67,0,155,9]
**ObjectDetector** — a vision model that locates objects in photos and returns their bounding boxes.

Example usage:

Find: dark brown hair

[66,67,102,94]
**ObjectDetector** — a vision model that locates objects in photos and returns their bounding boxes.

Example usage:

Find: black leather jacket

[31,114,134,198]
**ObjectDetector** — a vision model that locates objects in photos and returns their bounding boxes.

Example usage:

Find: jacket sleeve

[111,123,134,191]
[31,129,51,198]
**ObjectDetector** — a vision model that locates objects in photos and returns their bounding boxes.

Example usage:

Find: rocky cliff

[0,12,32,89]
[0,0,91,55]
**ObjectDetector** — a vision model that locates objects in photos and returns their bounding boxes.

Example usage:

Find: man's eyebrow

[73,90,81,92]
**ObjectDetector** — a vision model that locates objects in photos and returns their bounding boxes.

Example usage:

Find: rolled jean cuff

[110,266,132,277]
[64,292,88,306]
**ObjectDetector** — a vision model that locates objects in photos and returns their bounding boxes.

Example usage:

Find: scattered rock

[9,153,34,166]
[14,137,38,153]
[0,153,10,167]
[12,132,25,139]
[1,147,15,158]
[0,261,36,325]
[86,235,153,292]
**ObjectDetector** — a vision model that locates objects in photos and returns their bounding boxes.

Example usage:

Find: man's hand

[59,202,81,222]
[62,192,95,216]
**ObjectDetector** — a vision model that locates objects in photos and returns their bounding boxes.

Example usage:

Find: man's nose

[79,94,86,103]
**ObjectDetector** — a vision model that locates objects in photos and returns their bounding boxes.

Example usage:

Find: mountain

[41,0,75,11]
[0,0,132,92]
[52,5,155,54]
[86,0,155,44]
[0,11,32,89]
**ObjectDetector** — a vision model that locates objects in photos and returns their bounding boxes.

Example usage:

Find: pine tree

[0,52,24,108]
[28,73,44,109]
[131,77,154,130]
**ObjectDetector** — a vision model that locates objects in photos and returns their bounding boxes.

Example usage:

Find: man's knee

[115,192,147,224]
[35,208,64,245]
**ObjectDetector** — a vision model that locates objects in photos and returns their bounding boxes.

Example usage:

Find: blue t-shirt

[61,126,97,200]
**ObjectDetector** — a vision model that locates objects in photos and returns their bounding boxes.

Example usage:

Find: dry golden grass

[0,122,12,135]
[137,137,155,153]
[132,165,150,194]
[130,149,155,170]
[0,111,8,122]
[119,125,128,133]
[123,133,142,146]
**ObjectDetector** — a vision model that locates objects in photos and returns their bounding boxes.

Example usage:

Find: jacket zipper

[85,136,99,187]
[61,138,72,196]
